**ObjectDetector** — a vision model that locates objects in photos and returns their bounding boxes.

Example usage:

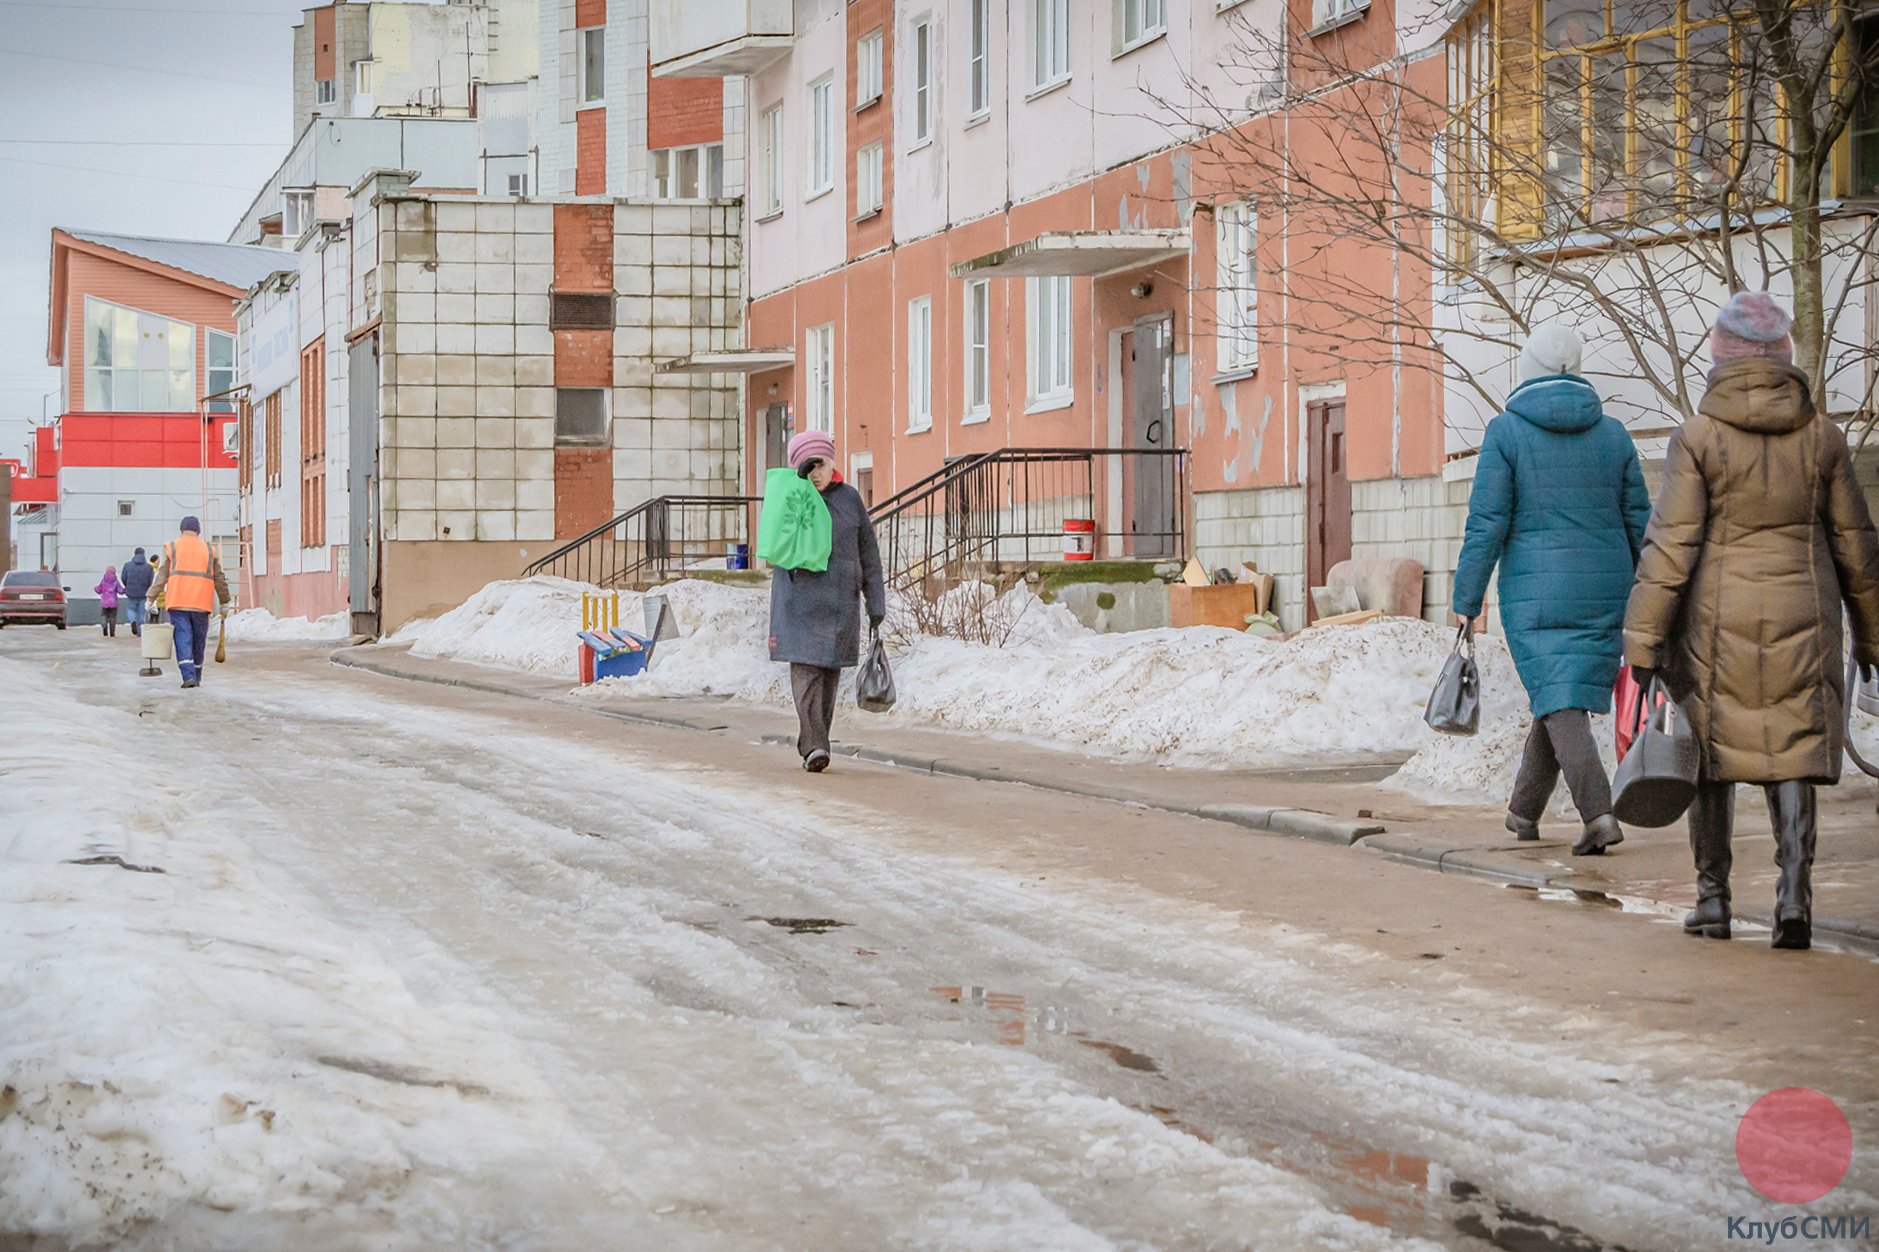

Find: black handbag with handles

[857,626,896,713]
[1424,622,1481,736]
[1611,676,1701,827]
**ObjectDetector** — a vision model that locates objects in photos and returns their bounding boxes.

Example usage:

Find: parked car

[0,570,69,629]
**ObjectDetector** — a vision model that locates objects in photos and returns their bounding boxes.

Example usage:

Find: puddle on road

[750,916,853,935]
[929,982,1627,1251]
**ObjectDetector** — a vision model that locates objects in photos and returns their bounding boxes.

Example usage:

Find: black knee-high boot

[1684,780,1733,939]
[1767,781,1817,951]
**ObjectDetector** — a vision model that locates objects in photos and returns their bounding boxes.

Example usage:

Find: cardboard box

[1169,583,1263,629]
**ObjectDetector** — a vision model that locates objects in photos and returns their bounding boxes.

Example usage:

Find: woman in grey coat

[769,429,887,772]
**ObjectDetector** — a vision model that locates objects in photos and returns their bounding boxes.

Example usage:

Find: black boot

[1767,781,1817,951]
[1505,812,1540,841]
[1572,814,1624,856]
[1684,781,1733,939]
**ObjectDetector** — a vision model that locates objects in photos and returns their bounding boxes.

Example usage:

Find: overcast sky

[0,0,318,480]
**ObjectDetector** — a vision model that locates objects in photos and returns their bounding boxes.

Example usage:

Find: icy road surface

[1,637,1872,1251]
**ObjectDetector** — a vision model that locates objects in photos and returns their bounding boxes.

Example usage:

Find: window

[555,388,609,446]
[808,76,834,195]
[1216,201,1258,371]
[239,400,254,491]
[805,323,834,433]
[82,297,196,412]
[912,19,933,143]
[968,0,991,117]
[207,330,236,412]
[652,143,725,198]
[1856,14,1879,196]
[1315,0,1366,24]
[759,105,784,215]
[1118,0,1167,48]
[857,28,884,105]
[1031,0,1071,90]
[964,279,990,420]
[300,340,327,550]
[353,59,373,95]
[907,296,933,432]
[1025,276,1072,406]
[265,391,282,487]
[508,172,529,196]
[857,142,883,214]
[316,77,336,106]
[117,500,134,518]
[282,189,314,237]
[579,27,605,105]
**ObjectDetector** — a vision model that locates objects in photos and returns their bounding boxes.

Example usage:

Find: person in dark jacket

[1453,324,1653,855]
[769,430,887,773]
[121,548,154,636]
[1626,292,1879,950]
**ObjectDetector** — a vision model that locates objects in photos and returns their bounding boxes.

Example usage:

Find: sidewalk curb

[332,649,1879,956]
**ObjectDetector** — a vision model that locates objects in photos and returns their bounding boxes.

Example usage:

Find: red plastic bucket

[1063,519,1095,561]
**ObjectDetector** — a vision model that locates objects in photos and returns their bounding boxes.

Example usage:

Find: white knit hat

[1518,323,1584,382]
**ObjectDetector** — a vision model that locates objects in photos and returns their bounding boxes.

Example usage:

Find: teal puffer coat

[1453,375,1653,717]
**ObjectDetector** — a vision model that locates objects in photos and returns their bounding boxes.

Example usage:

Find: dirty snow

[220,606,351,643]
[390,577,1540,800]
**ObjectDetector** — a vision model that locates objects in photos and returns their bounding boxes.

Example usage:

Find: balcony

[650,0,792,78]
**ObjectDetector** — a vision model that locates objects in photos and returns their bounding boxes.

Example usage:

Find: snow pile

[221,606,351,643]
[394,576,1546,797]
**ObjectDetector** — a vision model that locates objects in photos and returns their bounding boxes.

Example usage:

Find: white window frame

[907,296,933,433]
[911,19,933,146]
[507,172,529,197]
[857,28,884,106]
[759,105,784,218]
[578,26,605,106]
[1216,200,1259,373]
[964,279,990,421]
[315,77,336,106]
[857,142,883,215]
[1025,275,1073,409]
[82,295,197,414]
[652,143,725,199]
[353,58,373,95]
[807,75,834,198]
[968,0,991,118]
[1030,0,1071,92]
[806,323,834,433]
[206,328,237,412]
[1115,0,1168,53]
[555,387,611,446]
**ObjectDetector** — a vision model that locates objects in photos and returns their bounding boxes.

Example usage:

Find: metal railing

[872,447,1189,591]
[521,494,760,589]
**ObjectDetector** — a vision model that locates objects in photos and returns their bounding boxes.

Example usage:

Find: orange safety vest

[163,533,217,613]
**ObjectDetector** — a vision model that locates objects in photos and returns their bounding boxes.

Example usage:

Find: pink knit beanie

[1710,292,1793,366]
[787,429,836,471]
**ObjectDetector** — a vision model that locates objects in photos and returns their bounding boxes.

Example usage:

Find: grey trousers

[790,663,841,758]
[1509,709,1614,823]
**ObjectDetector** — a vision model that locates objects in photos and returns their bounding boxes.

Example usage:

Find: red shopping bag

[1613,666,1666,759]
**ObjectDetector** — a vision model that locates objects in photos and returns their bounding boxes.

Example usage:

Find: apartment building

[39,230,291,624]
[655,0,1879,629]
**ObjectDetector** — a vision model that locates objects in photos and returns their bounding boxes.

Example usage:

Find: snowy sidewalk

[335,643,1879,955]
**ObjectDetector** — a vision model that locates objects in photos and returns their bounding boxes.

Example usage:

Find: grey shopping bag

[1611,677,1700,827]
[857,627,896,713]
[1424,623,1480,736]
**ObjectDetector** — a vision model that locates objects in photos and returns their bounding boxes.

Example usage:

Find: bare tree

[1151,0,1879,444]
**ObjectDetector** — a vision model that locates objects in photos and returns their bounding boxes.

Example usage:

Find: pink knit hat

[787,429,836,471]
[1710,291,1793,366]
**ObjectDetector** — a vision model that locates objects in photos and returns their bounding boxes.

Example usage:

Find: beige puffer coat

[1624,359,1879,783]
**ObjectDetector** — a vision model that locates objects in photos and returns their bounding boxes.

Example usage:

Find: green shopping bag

[755,467,833,571]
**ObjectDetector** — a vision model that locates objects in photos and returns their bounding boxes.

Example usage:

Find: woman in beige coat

[1626,292,1879,951]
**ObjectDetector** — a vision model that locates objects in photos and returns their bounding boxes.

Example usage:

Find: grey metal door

[764,403,790,473]
[347,336,379,633]
[1129,315,1175,556]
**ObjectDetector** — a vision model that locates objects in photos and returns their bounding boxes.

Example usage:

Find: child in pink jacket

[94,566,123,637]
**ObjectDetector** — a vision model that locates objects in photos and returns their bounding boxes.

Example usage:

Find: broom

[215,608,227,664]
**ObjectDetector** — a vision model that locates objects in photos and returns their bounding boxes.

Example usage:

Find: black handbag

[1424,622,1481,736]
[1611,677,1700,827]
[857,627,896,713]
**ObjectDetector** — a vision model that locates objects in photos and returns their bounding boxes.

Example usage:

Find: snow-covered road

[3,635,1872,1250]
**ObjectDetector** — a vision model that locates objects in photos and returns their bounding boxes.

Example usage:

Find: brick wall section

[553,203,613,291]
[313,5,335,81]
[555,330,613,388]
[575,107,607,195]
[648,74,724,151]
[574,0,605,28]
[553,447,614,539]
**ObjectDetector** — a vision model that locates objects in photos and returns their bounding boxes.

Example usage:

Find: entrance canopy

[656,349,795,375]
[948,229,1189,280]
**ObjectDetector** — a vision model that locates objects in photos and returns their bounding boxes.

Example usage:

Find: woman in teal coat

[1452,325,1653,855]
